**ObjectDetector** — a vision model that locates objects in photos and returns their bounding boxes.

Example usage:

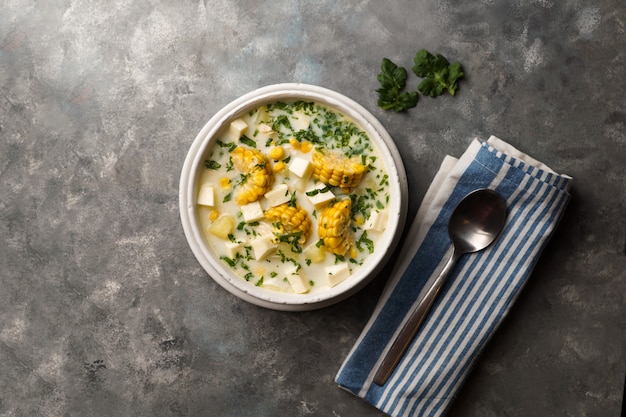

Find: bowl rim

[179,83,408,311]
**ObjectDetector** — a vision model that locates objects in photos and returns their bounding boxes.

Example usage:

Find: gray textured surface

[1,0,625,416]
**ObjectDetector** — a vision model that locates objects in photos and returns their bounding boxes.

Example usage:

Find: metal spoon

[373,188,507,386]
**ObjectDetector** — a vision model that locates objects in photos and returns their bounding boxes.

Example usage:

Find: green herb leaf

[356,231,375,254]
[376,58,419,112]
[217,140,237,152]
[276,230,304,253]
[412,49,464,97]
[204,160,221,170]
[240,135,256,148]
[288,191,297,208]
[221,256,236,267]
[305,184,330,197]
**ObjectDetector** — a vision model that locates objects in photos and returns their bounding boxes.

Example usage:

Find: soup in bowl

[180,84,407,310]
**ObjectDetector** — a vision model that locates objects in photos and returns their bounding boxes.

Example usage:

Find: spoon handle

[373,249,460,386]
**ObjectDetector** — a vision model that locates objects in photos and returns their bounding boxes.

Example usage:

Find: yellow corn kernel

[289,137,301,150]
[265,203,312,245]
[209,209,220,221]
[300,141,313,153]
[231,146,274,204]
[273,161,286,173]
[268,146,285,160]
[219,177,231,190]
[311,150,367,189]
[318,199,353,255]
[354,214,365,226]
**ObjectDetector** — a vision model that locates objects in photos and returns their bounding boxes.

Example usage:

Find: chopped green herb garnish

[272,114,292,131]
[236,173,249,186]
[305,185,330,196]
[221,256,236,267]
[240,135,256,148]
[205,160,221,170]
[276,231,304,253]
[288,191,297,208]
[217,140,237,152]
[357,231,375,254]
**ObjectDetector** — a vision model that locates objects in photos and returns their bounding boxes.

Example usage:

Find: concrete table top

[1,1,624,416]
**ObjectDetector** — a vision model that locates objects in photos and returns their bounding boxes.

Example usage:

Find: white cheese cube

[286,269,310,294]
[365,210,388,232]
[263,184,291,208]
[197,185,215,207]
[229,118,248,140]
[224,241,243,258]
[289,157,312,180]
[324,263,351,287]
[240,201,264,222]
[250,235,275,260]
[305,183,335,207]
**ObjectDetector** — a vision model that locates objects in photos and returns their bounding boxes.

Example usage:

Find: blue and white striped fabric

[335,136,572,417]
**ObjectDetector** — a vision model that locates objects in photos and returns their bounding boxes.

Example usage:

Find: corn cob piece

[265,203,312,245]
[231,146,274,205]
[318,199,353,256]
[311,150,367,189]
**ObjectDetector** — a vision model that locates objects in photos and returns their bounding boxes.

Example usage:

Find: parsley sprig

[376,49,465,111]
[412,49,465,97]
[376,58,419,112]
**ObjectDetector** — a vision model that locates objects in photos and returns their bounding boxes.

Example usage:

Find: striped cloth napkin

[335,136,572,417]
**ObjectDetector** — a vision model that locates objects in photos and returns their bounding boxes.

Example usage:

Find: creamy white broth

[197,101,390,294]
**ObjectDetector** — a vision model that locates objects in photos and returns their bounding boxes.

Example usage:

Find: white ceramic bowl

[179,83,408,311]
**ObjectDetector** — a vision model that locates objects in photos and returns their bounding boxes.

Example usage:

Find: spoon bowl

[373,188,507,385]
[450,188,508,253]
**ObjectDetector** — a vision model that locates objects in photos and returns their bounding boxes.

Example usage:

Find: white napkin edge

[486,135,573,181]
